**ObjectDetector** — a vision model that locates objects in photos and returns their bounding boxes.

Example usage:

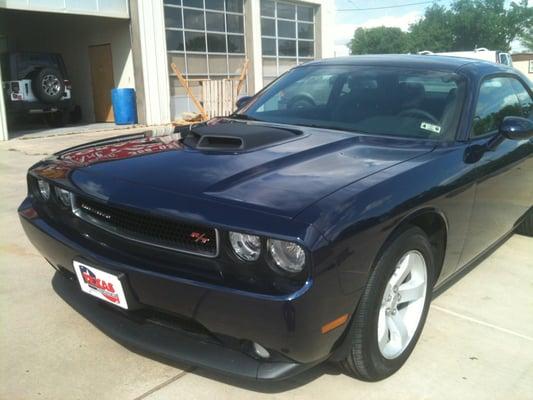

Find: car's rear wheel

[516,208,533,236]
[32,68,65,104]
[340,226,435,381]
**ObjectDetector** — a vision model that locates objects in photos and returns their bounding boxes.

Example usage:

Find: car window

[399,74,457,94]
[498,53,512,66]
[472,77,522,137]
[257,70,334,112]
[339,76,377,95]
[243,66,466,140]
[509,79,533,120]
[16,53,65,79]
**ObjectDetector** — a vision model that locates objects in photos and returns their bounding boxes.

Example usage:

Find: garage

[0,3,134,139]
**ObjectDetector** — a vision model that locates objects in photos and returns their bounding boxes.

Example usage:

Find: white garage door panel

[65,0,98,13]
[1,0,129,18]
[29,0,65,10]
[98,0,128,16]
[2,0,30,8]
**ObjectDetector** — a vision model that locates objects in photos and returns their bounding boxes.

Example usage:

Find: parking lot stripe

[431,305,533,342]
[133,368,196,400]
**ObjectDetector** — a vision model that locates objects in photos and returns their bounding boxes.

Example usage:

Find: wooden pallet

[170,59,248,122]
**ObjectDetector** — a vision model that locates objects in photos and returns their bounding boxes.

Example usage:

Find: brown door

[88,44,115,122]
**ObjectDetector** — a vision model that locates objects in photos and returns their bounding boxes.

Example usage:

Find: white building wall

[245,0,263,95]
[247,0,335,93]
[513,59,533,78]
[0,66,7,140]
[1,0,129,18]
[315,0,335,59]
[130,0,171,126]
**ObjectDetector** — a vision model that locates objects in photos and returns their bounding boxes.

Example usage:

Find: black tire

[44,111,66,127]
[68,105,82,124]
[516,208,533,236]
[31,68,65,104]
[340,226,435,381]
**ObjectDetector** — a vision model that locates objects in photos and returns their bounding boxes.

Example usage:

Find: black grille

[72,196,218,257]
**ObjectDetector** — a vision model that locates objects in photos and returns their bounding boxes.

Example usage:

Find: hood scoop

[182,121,302,152]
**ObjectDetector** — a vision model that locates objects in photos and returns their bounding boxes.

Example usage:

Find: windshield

[16,53,67,80]
[239,65,466,140]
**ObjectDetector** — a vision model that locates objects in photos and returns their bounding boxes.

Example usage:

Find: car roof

[300,54,509,74]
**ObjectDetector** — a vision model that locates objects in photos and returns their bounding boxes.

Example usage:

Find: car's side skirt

[432,228,515,298]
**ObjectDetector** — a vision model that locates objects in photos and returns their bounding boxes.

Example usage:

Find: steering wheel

[287,96,316,110]
[398,108,439,124]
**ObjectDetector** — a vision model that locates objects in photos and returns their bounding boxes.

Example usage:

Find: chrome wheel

[42,74,61,96]
[377,250,427,359]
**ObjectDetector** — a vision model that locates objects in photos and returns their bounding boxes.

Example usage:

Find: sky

[333,0,522,56]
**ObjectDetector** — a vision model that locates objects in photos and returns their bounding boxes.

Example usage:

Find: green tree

[520,26,533,51]
[450,0,531,51]
[409,0,532,52]
[348,0,533,55]
[349,26,409,55]
[407,5,454,52]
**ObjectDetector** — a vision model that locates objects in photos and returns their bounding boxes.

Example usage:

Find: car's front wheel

[340,226,435,381]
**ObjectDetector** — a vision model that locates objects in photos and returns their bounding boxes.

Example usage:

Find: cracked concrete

[1,128,532,400]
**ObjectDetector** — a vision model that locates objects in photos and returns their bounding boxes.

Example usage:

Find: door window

[498,53,512,66]
[509,79,533,120]
[472,77,522,137]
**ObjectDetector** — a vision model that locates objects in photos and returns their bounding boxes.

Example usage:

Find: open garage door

[0,8,134,139]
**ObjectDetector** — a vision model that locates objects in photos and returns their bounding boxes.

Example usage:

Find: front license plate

[73,261,128,309]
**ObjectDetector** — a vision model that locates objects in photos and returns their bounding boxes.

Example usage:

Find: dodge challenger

[19,55,533,381]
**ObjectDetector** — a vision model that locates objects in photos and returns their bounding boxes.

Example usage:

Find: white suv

[2,52,74,126]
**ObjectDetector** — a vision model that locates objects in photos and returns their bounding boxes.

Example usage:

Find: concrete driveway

[1,130,532,400]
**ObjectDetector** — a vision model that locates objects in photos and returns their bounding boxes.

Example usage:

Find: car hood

[38,119,435,218]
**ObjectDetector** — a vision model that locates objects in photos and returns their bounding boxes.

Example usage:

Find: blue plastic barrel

[111,88,138,125]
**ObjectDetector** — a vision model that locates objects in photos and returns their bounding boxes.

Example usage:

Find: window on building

[164,0,247,118]
[260,0,316,87]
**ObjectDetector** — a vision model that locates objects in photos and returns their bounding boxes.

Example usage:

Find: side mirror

[499,116,533,140]
[235,96,253,110]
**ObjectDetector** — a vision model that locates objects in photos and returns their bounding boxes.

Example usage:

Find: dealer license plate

[73,261,129,309]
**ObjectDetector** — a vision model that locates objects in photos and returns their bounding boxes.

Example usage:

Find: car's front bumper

[19,199,360,380]
[50,270,320,380]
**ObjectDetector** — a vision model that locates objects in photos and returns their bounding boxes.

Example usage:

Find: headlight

[268,239,306,273]
[229,231,261,261]
[37,179,50,200]
[55,187,72,207]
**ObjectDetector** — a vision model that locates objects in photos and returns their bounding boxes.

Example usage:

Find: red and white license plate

[73,261,128,309]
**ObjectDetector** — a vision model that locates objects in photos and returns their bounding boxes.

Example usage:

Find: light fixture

[55,187,72,207]
[37,179,50,200]
[229,231,262,261]
[267,239,305,273]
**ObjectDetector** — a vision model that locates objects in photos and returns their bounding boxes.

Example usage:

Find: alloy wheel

[377,250,428,359]
[42,74,61,96]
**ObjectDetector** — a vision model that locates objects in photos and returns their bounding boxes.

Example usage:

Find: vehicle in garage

[18,55,533,381]
[2,52,74,127]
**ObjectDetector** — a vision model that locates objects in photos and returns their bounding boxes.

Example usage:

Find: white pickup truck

[418,48,513,66]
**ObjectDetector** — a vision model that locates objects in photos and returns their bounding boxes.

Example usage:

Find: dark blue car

[19,55,533,381]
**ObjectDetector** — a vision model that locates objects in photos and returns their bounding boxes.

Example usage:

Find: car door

[459,75,533,266]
